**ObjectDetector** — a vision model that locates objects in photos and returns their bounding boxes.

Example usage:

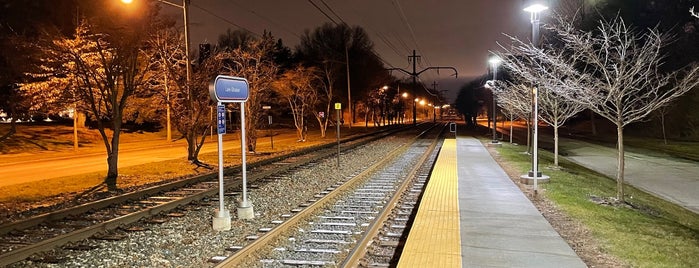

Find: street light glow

[488,56,501,66]
[523,3,549,13]
[121,0,133,3]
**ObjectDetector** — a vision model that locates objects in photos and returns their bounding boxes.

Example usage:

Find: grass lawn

[495,143,699,268]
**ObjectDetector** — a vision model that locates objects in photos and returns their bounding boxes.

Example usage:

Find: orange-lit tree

[218,32,279,152]
[22,15,156,191]
[273,65,321,141]
[146,24,216,165]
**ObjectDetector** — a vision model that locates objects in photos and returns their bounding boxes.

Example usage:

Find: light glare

[523,4,549,13]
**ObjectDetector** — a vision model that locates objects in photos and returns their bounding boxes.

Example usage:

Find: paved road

[559,138,699,214]
[0,133,301,188]
[487,121,699,214]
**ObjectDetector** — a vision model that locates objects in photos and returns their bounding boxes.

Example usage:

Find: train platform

[398,136,586,268]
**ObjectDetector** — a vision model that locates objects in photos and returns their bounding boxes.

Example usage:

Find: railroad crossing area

[398,136,586,267]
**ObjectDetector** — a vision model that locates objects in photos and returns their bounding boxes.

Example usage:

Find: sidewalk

[559,138,699,214]
[483,120,699,215]
[455,136,586,267]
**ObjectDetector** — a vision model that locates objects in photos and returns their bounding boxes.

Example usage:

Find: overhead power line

[306,0,338,25]
[226,0,301,41]
[390,0,432,67]
[190,3,259,37]
[319,0,347,25]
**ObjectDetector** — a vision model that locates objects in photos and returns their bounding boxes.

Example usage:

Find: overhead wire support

[388,50,457,125]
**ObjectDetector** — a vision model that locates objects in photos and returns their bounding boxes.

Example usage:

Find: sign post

[213,103,229,230]
[263,105,273,149]
[335,103,341,168]
[209,75,252,231]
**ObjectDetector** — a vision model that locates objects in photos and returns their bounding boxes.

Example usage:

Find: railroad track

[0,125,414,266]
[212,123,445,267]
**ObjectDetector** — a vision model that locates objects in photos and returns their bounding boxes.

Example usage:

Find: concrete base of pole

[487,141,502,147]
[237,200,254,220]
[212,209,231,231]
[519,174,550,185]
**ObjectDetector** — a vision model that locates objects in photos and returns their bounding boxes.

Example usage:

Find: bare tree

[21,20,153,191]
[494,48,587,166]
[145,25,185,142]
[145,25,215,165]
[272,65,320,141]
[312,64,336,138]
[538,88,586,166]
[493,82,532,149]
[654,105,671,145]
[220,33,278,152]
[508,15,699,201]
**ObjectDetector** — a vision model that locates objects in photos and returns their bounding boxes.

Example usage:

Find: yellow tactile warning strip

[397,138,461,268]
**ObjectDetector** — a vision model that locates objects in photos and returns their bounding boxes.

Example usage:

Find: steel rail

[214,124,441,267]
[0,125,406,236]
[0,125,412,266]
[342,124,445,267]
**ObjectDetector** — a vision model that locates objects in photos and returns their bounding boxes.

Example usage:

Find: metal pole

[217,102,225,216]
[532,12,540,192]
[164,61,172,142]
[182,0,191,90]
[345,45,352,128]
[337,108,341,168]
[492,66,498,143]
[533,86,539,192]
[412,50,417,125]
[269,118,274,149]
[240,102,248,206]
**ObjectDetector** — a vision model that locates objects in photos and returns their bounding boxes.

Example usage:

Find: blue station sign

[217,105,226,134]
[209,75,249,103]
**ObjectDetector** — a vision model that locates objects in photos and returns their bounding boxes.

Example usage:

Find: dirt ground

[486,145,628,268]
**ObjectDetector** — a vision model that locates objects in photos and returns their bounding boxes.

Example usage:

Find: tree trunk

[316,116,328,138]
[73,111,79,150]
[105,129,121,191]
[509,114,513,144]
[187,131,197,161]
[616,124,625,202]
[364,107,369,128]
[296,125,303,141]
[105,152,118,191]
[193,129,207,161]
[554,124,559,166]
[661,113,667,145]
[590,110,597,136]
[0,117,17,142]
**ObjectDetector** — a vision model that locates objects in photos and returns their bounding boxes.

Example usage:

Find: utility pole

[388,50,457,125]
[431,81,438,122]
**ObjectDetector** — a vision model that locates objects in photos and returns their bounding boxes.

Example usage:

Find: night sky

[161,0,535,102]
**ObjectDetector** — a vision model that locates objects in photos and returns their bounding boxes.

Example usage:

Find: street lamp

[488,56,501,144]
[524,2,548,193]
[122,0,191,143]
[400,92,408,124]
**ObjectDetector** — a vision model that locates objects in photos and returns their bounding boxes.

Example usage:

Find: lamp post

[401,92,408,124]
[524,2,548,193]
[121,0,191,141]
[488,56,501,144]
